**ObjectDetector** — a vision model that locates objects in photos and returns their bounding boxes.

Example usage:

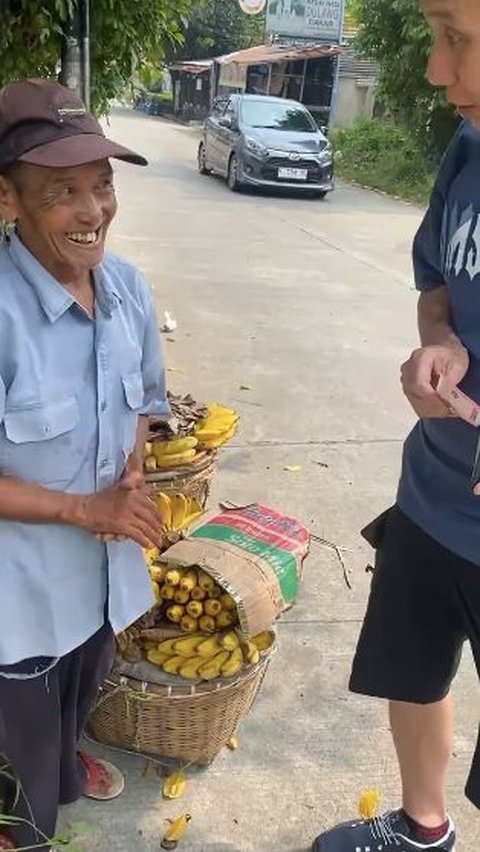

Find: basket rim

[102,642,276,701]
[145,452,217,485]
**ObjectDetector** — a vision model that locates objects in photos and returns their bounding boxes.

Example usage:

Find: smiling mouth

[65,228,102,246]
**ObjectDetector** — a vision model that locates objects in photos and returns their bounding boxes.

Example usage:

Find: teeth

[66,231,98,244]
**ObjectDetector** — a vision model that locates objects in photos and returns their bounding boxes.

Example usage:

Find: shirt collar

[8,232,122,322]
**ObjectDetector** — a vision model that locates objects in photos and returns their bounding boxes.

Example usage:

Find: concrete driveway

[61,111,478,851]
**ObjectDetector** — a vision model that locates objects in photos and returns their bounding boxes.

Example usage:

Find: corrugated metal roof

[169,60,213,75]
[338,27,378,82]
[217,43,342,66]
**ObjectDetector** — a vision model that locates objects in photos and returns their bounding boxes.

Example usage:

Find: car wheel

[227,154,242,192]
[198,143,211,175]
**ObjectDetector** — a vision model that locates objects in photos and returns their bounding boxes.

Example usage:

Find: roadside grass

[331,118,435,205]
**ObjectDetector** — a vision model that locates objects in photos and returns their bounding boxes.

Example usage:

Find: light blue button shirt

[0,233,169,664]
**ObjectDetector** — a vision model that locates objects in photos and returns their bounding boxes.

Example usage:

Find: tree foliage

[352,0,458,159]
[170,0,265,61]
[0,0,199,113]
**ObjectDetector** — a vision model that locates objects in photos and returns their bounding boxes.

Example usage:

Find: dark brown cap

[0,78,148,172]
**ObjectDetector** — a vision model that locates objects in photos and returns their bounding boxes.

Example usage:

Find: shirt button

[100,458,110,469]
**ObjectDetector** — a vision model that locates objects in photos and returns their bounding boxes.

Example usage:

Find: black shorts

[350,504,480,808]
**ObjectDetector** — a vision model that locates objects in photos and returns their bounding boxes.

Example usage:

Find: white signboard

[219,63,248,91]
[266,0,344,42]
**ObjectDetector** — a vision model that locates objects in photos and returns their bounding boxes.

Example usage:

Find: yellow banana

[162,655,186,675]
[198,650,230,680]
[160,584,175,601]
[149,564,166,584]
[204,599,222,617]
[242,640,260,666]
[156,492,172,529]
[156,449,196,469]
[174,588,190,605]
[150,580,161,603]
[220,647,244,678]
[197,570,214,592]
[154,437,198,457]
[252,630,275,653]
[144,546,160,565]
[198,615,216,633]
[179,569,198,593]
[190,586,207,602]
[197,423,237,450]
[157,638,181,654]
[196,635,223,657]
[173,634,204,656]
[144,455,157,473]
[165,569,182,587]
[220,630,240,651]
[144,441,153,458]
[215,611,234,629]
[146,649,171,667]
[162,813,191,846]
[179,655,205,679]
[180,615,198,633]
[186,600,203,619]
[171,494,188,531]
[226,735,239,750]
[220,592,236,611]
[209,584,222,599]
[162,770,187,800]
[358,789,380,820]
[166,605,185,624]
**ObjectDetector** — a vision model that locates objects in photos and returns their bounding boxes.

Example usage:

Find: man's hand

[78,478,162,549]
[401,343,469,418]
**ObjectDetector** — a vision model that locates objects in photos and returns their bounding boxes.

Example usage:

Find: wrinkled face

[424,0,480,126]
[0,159,117,283]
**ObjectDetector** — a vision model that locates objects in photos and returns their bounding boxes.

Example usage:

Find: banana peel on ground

[162,770,187,800]
[161,814,192,849]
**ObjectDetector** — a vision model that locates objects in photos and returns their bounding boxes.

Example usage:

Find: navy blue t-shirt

[398,121,480,564]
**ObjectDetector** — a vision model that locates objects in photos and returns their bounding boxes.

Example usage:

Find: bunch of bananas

[146,629,274,681]
[149,492,203,535]
[194,403,239,451]
[148,565,240,635]
[143,436,199,473]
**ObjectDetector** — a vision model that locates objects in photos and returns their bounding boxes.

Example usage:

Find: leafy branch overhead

[352,0,459,158]
[0,0,202,114]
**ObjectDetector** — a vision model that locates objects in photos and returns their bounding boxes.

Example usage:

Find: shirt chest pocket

[121,371,144,457]
[1,397,80,487]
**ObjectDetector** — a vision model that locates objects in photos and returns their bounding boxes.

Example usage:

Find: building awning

[169,60,213,75]
[217,43,342,67]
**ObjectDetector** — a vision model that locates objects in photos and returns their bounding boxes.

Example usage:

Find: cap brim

[18,133,148,168]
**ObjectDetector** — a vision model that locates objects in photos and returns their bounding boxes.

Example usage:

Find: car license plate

[278,167,308,180]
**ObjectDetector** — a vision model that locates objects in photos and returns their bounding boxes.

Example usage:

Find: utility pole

[59,0,91,109]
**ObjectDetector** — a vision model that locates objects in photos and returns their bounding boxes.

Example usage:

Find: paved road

[63,111,478,851]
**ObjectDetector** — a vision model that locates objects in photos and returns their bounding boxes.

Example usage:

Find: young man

[313,1,480,850]
[0,78,168,849]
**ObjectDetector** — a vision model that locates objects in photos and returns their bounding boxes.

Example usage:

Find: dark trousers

[0,624,114,849]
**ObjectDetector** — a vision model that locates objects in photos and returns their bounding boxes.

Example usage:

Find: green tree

[353,0,458,159]
[0,0,198,113]
[170,0,265,61]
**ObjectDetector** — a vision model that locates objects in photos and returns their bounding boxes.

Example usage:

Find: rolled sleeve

[139,282,170,418]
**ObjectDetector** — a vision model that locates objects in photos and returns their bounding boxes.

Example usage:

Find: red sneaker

[78,752,125,801]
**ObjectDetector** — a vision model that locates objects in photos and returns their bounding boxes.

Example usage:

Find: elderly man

[0,78,167,849]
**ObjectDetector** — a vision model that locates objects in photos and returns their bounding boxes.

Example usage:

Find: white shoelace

[369,812,401,845]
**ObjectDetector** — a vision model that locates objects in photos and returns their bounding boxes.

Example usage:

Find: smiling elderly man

[0,79,168,850]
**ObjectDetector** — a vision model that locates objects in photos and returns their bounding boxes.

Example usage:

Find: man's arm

[401,287,469,418]
[125,415,150,480]
[417,287,464,350]
[0,472,161,548]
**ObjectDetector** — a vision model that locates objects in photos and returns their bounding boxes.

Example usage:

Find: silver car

[198,93,334,198]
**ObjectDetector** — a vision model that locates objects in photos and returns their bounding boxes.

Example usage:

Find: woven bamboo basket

[87,648,273,766]
[145,451,217,508]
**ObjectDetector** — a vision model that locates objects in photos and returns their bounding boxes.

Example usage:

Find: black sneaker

[312,809,456,851]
